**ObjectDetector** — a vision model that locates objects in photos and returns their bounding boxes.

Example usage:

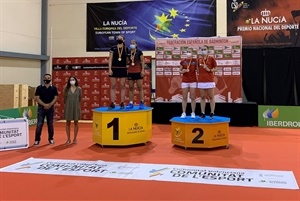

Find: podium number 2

[107,118,119,140]
[192,128,204,144]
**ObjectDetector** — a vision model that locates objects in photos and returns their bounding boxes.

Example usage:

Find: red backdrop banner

[52,56,152,120]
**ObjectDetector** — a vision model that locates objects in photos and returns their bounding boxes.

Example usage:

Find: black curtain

[265,48,295,105]
[242,49,264,104]
[293,48,300,105]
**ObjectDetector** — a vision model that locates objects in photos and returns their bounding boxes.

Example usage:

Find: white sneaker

[191,112,196,118]
[181,112,186,118]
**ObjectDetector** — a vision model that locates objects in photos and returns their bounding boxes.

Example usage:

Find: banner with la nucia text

[0,158,298,190]
[0,118,29,151]
[86,0,216,51]
[227,0,300,48]
[155,36,242,103]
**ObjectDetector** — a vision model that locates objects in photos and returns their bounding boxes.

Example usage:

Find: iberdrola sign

[258,105,300,128]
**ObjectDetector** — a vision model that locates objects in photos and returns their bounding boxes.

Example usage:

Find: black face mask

[44,80,51,84]
[117,39,123,44]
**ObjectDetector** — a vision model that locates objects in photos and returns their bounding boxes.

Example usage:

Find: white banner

[0,158,298,190]
[0,118,29,151]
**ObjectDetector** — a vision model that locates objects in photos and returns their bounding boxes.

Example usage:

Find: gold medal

[131,62,135,66]
[117,45,123,62]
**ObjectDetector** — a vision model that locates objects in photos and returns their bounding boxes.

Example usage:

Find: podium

[92,106,153,146]
[170,116,230,149]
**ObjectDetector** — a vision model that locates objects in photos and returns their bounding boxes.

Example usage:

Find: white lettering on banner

[266,121,300,128]
[0,158,298,190]
[237,26,252,31]
[103,20,127,26]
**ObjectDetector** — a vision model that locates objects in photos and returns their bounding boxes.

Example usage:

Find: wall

[0,0,41,86]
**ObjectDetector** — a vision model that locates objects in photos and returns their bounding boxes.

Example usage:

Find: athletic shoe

[181,112,186,118]
[126,103,134,109]
[120,102,125,109]
[34,141,39,146]
[139,102,144,109]
[200,113,205,118]
[191,112,196,119]
[108,102,115,109]
[49,140,55,145]
[210,113,214,119]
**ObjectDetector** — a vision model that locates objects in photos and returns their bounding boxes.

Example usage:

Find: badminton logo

[262,108,279,119]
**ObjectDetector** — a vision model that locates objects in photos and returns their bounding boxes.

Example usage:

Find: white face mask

[130,44,136,49]
[70,80,76,85]
[202,50,208,55]
[186,52,192,57]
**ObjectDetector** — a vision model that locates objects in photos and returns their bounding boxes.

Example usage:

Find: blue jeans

[34,105,54,141]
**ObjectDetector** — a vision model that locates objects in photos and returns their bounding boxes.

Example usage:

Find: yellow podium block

[92,106,152,146]
[170,116,230,149]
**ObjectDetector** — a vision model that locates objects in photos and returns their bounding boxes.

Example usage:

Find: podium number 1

[107,118,119,140]
[192,128,204,144]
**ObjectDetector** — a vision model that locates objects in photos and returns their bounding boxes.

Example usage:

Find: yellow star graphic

[169,8,178,18]
[185,24,190,27]
[155,13,170,24]
[179,29,186,33]
[172,33,179,38]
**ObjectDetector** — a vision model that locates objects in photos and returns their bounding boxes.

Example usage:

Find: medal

[186,59,192,72]
[117,46,123,62]
[130,50,136,67]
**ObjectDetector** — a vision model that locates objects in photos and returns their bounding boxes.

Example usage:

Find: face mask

[44,80,51,84]
[130,44,136,49]
[202,50,208,55]
[186,53,192,57]
[70,80,76,85]
[117,39,123,44]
